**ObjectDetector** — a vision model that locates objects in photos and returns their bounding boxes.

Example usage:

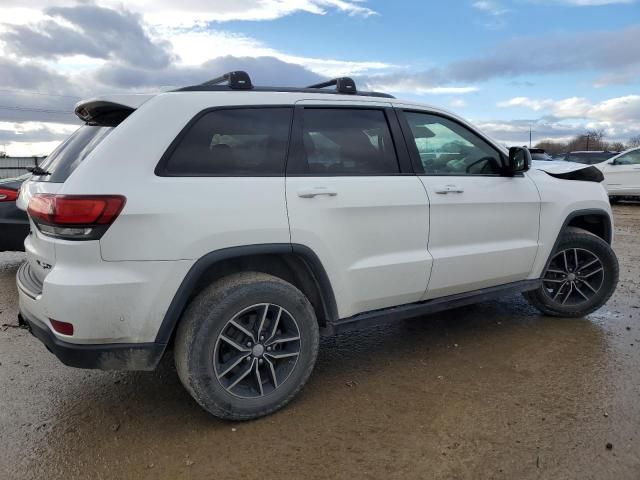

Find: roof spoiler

[75,101,135,126]
[74,95,155,125]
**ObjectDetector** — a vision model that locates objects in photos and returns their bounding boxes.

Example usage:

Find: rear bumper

[18,310,165,370]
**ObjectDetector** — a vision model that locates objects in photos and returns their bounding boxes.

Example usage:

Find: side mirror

[508,147,531,174]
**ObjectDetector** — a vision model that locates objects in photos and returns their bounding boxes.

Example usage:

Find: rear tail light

[28,194,126,240]
[0,188,18,202]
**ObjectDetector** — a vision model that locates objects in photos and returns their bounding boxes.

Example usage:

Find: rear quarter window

[159,107,293,176]
[36,125,113,183]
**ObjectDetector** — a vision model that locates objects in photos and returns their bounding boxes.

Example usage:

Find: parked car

[16,72,619,420]
[593,147,640,201]
[0,174,29,252]
[562,151,619,164]
[529,148,554,161]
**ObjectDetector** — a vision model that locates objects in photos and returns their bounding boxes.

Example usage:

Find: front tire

[524,231,618,317]
[174,272,320,420]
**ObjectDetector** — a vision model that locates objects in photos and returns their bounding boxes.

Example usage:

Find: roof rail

[307,77,357,94]
[173,71,394,98]
[200,71,253,90]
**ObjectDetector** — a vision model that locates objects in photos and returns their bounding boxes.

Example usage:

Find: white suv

[16,72,618,420]
[595,148,640,201]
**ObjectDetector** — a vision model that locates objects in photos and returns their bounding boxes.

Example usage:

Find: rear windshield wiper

[27,166,52,176]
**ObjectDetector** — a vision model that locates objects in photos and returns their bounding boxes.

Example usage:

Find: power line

[0,105,74,115]
[0,88,81,100]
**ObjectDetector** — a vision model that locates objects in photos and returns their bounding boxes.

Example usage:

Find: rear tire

[175,272,319,420]
[524,231,618,317]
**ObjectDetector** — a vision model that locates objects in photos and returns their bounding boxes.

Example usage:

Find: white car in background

[594,147,640,201]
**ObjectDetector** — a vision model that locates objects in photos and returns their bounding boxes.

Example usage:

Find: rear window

[160,108,293,176]
[565,152,615,164]
[36,125,113,183]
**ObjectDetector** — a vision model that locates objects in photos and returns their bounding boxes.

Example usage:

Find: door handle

[297,187,338,198]
[434,185,464,194]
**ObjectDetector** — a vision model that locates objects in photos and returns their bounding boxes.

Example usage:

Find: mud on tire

[524,230,619,317]
[174,272,320,420]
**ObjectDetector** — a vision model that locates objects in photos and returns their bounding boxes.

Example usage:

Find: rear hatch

[17,95,151,288]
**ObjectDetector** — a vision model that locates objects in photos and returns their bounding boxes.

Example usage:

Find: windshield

[35,125,113,183]
[564,152,616,165]
[530,152,553,161]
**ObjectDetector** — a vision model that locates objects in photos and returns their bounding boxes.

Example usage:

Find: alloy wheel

[542,248,604,306]
[213,303,301,399]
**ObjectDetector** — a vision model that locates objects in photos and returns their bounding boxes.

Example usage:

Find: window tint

[565,152,615,164]
[37,125,113,183]
[164,108,292,176]
[615,151,640,165]
[404,112,503,175]
[291,109,399,175]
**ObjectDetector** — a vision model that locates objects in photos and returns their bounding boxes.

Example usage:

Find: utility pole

[586,134,590,151]
[529,125,532,149]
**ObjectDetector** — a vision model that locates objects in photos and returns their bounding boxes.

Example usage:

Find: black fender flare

[543,208,613,273]
[154,243,338,344]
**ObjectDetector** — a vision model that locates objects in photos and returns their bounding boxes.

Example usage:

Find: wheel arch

[564,209,612,245]
[154,244,338,344]
[543,208,613,273]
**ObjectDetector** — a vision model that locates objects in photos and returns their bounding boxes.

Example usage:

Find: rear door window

[160,108,293,176]
[36,126,113,183]
[288,108,400,175]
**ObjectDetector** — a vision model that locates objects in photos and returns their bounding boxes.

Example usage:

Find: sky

[0,0,639,156]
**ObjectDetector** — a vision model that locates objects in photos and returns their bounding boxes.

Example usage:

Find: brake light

[28,194,126,240]
[0,188,18,202]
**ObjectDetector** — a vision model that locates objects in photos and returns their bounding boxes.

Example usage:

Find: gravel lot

[1,204,639,480]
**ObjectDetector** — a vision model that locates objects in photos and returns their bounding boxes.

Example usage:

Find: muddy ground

[1,204,639,480]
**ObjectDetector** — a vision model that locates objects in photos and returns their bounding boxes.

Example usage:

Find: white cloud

[2,140,65,157]
[451,98,467,108]
[472,1,510,15]
[362,77,479,95]
[497,97,553,111]
[497,94,640,122]
[495,94,640,142]
[0,121,77,135]
[546,0,634,5]
[160,27,393,78]
[0,0,377,27]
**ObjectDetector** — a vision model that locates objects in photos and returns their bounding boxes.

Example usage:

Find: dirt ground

[1,204,639,480]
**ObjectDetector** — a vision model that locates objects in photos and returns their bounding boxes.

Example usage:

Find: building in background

[0,154,46,179]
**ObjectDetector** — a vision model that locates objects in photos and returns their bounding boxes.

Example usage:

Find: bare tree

[585,129,606,150]
[608,142,625,152]
[627,135,640,149]
[534,140,566,155]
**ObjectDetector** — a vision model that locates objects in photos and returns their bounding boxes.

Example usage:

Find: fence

[0,157,45,179]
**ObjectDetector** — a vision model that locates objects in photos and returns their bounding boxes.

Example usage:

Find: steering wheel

[465,156,497,174]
